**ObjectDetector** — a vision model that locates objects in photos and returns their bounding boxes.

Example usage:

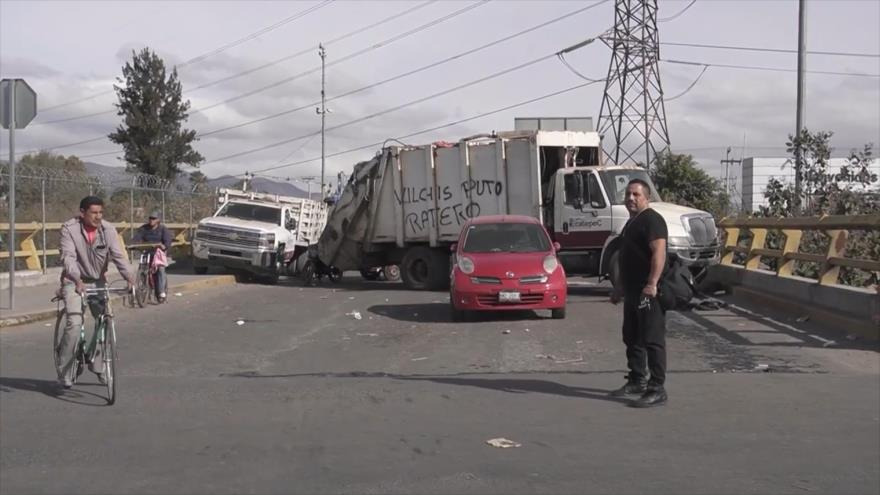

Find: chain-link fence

[1,162,218,271]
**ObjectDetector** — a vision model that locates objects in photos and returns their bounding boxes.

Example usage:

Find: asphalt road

[2,276,878,495]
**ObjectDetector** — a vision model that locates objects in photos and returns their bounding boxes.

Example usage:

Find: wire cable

[658,0,697,22]
[249,79,605,175]
[662,58,880,77]
[203,50,559,164]
[661,41,880,59]
[664,64,709,101]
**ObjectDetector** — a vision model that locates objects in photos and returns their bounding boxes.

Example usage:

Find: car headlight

[542,255,559,274]
[260,234,275,247]
[458,256,475,274]
[668,236,692,248]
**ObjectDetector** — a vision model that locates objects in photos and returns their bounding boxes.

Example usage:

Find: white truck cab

[191,188,327,283]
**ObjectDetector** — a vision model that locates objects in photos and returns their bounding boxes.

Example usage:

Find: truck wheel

[607,250,622,293]
[383,264,401,282]
[401,247,448,291]
[193,265,209,275]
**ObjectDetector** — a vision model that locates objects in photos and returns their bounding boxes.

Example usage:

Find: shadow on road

[0,376,110,406]
[368,303,549,323]
[221,370,634,405]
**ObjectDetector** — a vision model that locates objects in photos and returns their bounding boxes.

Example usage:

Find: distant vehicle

[315,130,720,291]
[449,215,566,321]
[191,188,327,283]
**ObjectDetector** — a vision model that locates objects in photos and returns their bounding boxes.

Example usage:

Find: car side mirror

[553,241,561,252]
[450,243,458,252]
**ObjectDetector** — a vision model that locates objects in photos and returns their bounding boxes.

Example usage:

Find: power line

[200,0,612,137]
[179,0,335,68]
[185,0,437,94]
[662,58,880,77]
[664,64,709,101]
[661,41,880,59]
[658,0,696,22]
[196,0,491,113]
[249,79,605,176]
[37,0,335,114]
[203,50,560,164]
[32,0,487,127]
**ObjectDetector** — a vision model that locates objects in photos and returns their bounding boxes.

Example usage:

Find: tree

[761,129,878,286]
[650,151,730,218]
[109,48,203,180]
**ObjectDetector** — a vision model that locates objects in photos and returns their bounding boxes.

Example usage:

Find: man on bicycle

[132,210,172,302]
[57,196,135,388]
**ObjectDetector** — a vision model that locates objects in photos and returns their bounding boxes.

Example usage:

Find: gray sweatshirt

[59,218,132,283]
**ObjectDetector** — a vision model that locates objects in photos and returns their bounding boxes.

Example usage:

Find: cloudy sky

[1,0,878,189]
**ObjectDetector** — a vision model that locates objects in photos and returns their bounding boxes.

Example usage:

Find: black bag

[657,253,695,311]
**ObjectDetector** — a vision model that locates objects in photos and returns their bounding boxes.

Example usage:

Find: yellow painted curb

[0,275,237,329]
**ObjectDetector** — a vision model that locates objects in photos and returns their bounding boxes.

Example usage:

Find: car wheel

[551,307,566,319]
[450,304,469,322]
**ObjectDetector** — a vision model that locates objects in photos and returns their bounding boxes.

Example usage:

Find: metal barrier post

[41,179,47,274]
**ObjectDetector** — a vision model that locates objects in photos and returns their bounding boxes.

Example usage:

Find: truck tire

[401,247,448,291]
[607,250,622,293]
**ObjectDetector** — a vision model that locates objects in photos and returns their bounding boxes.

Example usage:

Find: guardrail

[0,222,196,272]
[719,214,880,286]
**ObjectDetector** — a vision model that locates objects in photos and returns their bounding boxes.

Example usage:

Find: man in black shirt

[610,178,669,407]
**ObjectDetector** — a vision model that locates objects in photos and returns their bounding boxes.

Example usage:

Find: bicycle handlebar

[84,287,133,296]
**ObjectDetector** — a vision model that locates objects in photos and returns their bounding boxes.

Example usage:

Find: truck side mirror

[574,174,585,209]
[285,218,297,231]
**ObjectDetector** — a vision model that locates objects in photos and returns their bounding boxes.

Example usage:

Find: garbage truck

[316,130,721,290]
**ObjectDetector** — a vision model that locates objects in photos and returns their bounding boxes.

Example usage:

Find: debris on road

[356,332,378,337]
[347,311,363,320]
[535,354,557,360]
[174,292,183,297]
[502,329,511,334]
[524,328,530,333]
[348,296,356,300]
[411,357,428,361]
[754,363,771,372]
[486,438,521,448]
[235,320,245,326]
[822,341,837,348]
[795,315,810,323]
[554,357,584,364]
[846,334,859,341]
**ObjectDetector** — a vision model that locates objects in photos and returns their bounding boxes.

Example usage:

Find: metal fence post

[41,178,47,274]
[161,190,166,222]
[129,186,134,240]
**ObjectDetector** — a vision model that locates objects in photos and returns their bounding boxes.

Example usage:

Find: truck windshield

[599,169,662,205]
[217,202,281,224]
[463,223,551,253]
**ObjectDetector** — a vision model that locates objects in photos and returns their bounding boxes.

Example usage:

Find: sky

[1,0,879,191]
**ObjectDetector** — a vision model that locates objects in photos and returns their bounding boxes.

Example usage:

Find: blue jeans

[154,266,167,297]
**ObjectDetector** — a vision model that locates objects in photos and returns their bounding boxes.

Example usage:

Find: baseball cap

[149,210,162,219]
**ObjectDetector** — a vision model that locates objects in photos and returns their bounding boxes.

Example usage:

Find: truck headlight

[259,234,275,248]
[668,236,691,248]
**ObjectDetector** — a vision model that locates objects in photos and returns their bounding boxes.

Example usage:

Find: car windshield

[463,223,551,253]
[217,202,281,224]
[599,169,662,205]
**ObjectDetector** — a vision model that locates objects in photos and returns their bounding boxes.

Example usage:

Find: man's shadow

[395,375,633,405]
[0,376,109,406]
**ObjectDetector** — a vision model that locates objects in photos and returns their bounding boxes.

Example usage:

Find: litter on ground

[486,438,521,448]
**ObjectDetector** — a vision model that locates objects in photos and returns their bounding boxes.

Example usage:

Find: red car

[449,215,567,321]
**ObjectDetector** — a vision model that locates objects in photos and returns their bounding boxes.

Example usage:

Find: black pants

[622,292,667,387]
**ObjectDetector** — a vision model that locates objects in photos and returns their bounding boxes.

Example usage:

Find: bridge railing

[0,222,197,273]
[719,214,880,287]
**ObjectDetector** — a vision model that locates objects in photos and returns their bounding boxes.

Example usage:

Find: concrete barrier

[709,264,879,339]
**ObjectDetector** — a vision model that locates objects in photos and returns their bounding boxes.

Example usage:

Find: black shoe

[630,388,668,408]
[609,380,647,397]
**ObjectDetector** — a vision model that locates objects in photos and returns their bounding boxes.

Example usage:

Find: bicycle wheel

[135,267,149,308]
[102,317,117,405]
[53,308,64,370]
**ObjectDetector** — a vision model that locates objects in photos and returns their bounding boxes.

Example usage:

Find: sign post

[1,78,38,310]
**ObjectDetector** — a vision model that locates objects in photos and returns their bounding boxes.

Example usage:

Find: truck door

[554,170,613,250]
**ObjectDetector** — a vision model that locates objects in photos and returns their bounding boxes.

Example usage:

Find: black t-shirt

[619,208,668,293]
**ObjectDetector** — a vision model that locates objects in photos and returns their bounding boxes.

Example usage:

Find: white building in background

[741,157,880,213]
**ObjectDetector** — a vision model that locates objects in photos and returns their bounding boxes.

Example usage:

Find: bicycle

[52,283,132,405]
[128,244,163,308]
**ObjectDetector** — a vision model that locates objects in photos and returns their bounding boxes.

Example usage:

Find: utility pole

[720,146,742,199]
[794,0,807,214]
[316,43,330,198]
